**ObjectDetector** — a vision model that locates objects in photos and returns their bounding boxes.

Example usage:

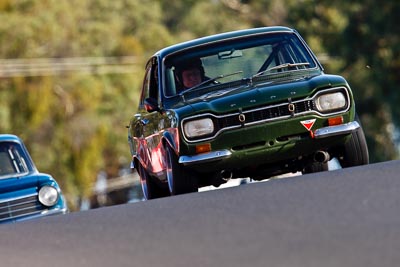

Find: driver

[175,58,205,91]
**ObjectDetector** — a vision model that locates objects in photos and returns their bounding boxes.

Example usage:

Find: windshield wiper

[252,62,310,78]
[180,70,243,96]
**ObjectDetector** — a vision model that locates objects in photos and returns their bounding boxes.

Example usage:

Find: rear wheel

[165,145,197,195]
[137,161,168,200]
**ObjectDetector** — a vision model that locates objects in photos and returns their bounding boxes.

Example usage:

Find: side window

[139,59,159,108]
[139,67,152,107]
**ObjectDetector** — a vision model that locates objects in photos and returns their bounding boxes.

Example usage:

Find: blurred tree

[338,0,400,162]
[179,1,250,38]
[0,0,167,210]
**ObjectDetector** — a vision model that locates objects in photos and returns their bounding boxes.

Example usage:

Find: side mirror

[144,97,160,113]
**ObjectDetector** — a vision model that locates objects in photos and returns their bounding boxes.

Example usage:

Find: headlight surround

[315,91,347,112]
[183,118,214,138]
[38,185,59,207]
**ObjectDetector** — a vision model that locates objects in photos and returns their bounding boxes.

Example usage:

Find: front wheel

[339,123,369,167]
[165,145,197,196]
[137,161,168,200]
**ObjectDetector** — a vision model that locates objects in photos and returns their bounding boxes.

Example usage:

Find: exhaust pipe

[220,170,233,181]
[314,151,330,163]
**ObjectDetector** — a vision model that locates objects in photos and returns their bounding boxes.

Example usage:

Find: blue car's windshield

[0,142,30,177]
[164,32,319,97]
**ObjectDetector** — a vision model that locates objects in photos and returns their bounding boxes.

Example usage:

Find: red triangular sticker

[300,119,316,131]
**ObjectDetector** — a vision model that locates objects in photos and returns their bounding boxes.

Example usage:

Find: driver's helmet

[174,57,205,88]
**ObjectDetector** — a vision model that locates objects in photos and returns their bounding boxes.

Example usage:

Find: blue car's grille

[0,194,45,223]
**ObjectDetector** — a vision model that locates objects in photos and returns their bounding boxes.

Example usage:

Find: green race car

[128,26,369,199]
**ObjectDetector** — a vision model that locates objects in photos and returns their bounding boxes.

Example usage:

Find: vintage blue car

[0,134,67,223]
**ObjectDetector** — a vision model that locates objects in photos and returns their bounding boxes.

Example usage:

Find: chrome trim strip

[0,192,38,204]
[0,210,43,223]
[179,150,232,166]
[0,208,68,223]
[314,121,360,139]
[0,203,41,216]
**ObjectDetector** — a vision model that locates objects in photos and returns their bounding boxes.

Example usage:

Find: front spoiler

[179,121,360,167]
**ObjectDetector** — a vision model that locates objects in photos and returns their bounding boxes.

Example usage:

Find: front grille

[0,194,45,223]
[216,100,314,129]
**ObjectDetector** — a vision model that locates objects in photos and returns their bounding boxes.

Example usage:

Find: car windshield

[0,142,30,178]
[163,32,318,97]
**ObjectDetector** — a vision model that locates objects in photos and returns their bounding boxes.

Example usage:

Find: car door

[130,58,166,177]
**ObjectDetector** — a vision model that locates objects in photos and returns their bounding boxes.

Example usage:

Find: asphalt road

[1,160,400,267]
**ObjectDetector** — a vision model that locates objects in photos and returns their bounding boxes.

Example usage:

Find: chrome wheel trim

[138,165,150,200]
[166,148,174,194]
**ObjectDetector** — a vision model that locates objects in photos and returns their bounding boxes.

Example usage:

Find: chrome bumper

[179,150,232,166]
[314,121,359,139]
[179,121,359,166]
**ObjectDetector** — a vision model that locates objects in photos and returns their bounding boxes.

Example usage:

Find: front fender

[162,128,180,155]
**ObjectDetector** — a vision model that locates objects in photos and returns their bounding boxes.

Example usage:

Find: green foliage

[180,2,250,38]
[0,0,399,209]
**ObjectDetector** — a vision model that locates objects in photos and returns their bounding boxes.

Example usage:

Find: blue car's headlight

[38,186,59,207]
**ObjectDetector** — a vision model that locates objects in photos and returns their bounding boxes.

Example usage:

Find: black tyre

[137,161,168,200]
[165,145,197,195]
[340,122,369,167]
[302,161,329,174]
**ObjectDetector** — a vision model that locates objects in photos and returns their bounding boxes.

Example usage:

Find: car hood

[177,74,348,115]
[0,172,55,194]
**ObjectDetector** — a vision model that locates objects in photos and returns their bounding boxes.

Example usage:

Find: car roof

[154,26,295,59]
[0,134,22,143]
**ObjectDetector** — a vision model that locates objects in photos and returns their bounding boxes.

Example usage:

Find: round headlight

[38,186,59,207]
[315,92,347,112]
[183,118,214,138]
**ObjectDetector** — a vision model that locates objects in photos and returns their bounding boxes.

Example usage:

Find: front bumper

[313,121,359,139]
[179,150,232,166]
[179,121,360,166]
